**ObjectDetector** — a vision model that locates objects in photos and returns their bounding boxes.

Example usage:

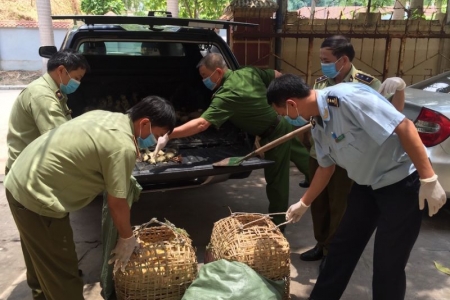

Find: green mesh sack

[182,259,284,300]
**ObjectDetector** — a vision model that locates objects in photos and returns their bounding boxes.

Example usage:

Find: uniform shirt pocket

[335,132,366,163]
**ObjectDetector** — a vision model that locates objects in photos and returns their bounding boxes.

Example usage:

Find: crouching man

[266,74,446,300]
[4,96,176,300]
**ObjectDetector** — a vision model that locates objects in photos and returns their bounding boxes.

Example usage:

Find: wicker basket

[114,218,198,300]
[208,213,291,299]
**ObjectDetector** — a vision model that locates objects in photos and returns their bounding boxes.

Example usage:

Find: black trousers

[310,171,422,300]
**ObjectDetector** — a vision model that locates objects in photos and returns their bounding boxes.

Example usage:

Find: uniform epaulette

[315,75,328,84]
[355,73,375,85]
[327,96,340,107]
[55,90,63,100]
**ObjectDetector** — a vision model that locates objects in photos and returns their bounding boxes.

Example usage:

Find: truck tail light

[414,107,450,147]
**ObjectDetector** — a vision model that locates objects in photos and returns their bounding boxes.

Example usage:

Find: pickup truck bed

[61,34,272,190]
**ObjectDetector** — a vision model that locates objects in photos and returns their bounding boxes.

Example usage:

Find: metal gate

[230,7,450,86]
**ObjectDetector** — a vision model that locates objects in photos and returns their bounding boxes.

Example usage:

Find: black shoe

[300,246,323,261]
[319,256,327,273]
[299,179,310,188]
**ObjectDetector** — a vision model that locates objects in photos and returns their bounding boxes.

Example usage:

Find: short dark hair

[321,35,355,62]
[127,96,177,133]
[267,74,311,107]
[47,49,91,73]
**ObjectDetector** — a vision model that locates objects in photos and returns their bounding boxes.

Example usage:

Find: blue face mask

[320,57,343,79]
[59,68,80,94]
[202,70,218,90]
[284,105,308,127]
[137,122,157,149]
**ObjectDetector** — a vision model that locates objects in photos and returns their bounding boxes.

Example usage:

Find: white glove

[153,133,169,159]
[108,235,140,274]
[419,174,447,217]
[286,199,310,223]
[378,77,406,94]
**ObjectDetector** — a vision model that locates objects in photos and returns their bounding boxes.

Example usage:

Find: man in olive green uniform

[4,96,176,300]
[4,49,89,299]
[300,35,406,272]
[166,53,310,226]
[6,49,90,175]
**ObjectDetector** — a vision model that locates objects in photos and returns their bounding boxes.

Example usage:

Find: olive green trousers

[5,188,84,300]
[309,157,353,255]
[263,120,310,225]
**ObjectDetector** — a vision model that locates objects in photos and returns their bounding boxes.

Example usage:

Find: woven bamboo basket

[114,218,198,300]
[208,213,291,299]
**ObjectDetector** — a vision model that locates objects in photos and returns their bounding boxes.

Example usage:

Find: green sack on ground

[182,259,285,300]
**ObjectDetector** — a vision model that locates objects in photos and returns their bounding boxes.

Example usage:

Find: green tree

[141,0,229,19]
[81,0,126,15]
[141,0,166,13]
[288,0,307,10]
[122,0,144,13]
[82,0,230,19]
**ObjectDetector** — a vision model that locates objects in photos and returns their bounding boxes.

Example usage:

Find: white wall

[0,27,68,71]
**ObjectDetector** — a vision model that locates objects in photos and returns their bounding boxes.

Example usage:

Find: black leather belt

[259,115,282,139]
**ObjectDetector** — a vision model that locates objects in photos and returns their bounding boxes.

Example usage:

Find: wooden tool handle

[253,123,312,156]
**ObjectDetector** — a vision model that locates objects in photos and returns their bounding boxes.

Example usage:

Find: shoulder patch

[355,73,374,85]
[315,75,328,84]
[55,90,63,100]
[327,96,340,107]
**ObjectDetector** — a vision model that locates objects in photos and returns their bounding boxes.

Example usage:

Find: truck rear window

[79,41,185,57]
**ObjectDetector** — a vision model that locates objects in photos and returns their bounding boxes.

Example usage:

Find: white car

[403,72,450,198]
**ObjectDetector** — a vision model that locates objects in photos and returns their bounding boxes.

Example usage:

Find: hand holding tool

[286,199,310,223]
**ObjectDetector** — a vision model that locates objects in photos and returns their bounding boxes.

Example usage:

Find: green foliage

[289,0,448,20]
[288,0,307,10]
[122,0,142,12]
[141,0,166,13]
[137,0,229,19]
[180,0,229,19]
[81,0,126,15]
[293,0,395,9]
[368,0,394,10]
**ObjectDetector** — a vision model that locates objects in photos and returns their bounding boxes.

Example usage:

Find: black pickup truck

[40,15,273,191]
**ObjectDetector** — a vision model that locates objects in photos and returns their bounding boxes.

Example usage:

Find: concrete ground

[1,89,450,300]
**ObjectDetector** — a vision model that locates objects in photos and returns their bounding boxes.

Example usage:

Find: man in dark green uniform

[300,35,406,272]
[166,53,310,226]
[4,96,176,300]
[6,49,90,175]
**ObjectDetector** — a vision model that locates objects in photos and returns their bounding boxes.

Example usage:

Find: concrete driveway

[0,89,449,300]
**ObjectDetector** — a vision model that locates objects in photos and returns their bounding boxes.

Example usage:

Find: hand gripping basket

[114,218,198,300]
[207,213,291,299]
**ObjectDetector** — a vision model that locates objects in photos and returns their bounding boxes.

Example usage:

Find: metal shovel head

[212,156,245,167]
[213,123,312,168]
